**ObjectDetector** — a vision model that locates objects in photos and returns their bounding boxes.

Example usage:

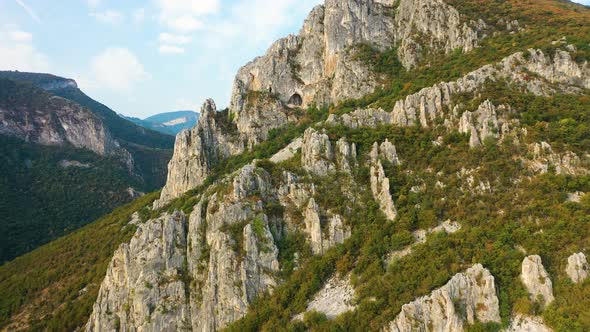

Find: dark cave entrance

[288,93,303,106]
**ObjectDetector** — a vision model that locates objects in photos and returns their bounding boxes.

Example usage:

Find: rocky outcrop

[370,142,397,220]
[155,100,244,207]
[301,128,356,176]
[386,264,501,332]
[294,274,355,320]
[503,315,553,332]
[270,137,303,163]
[521,255,555,307]
[327,107,392,129]
[89,163,283,331]
[0,80,120,157]
[387,220,461,263]
[302,128,335,176]
[328,48,590,131]
[394,0,487,68]
[526,141,586,176]
[86,212,190,332]
[228,0,489,146]
[566,252,589,284]
[458,100,516,147]
[187,165,279,331]
[303,198,351,255]
[89,157,356,331]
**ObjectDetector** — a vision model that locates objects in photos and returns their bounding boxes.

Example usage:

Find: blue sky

[0,0,588,118]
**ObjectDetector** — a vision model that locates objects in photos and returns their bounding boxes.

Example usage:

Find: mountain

[0,76,172,264]
[0,71,175,190]
[123,110,200,135]
[0,71,175,149]
[1,0,590,331]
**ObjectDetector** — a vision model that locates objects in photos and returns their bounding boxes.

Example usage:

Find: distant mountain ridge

[0,72,173,263]
[124,110,200,135]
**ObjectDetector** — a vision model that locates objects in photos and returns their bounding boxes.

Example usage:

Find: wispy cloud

[15,0,41,23]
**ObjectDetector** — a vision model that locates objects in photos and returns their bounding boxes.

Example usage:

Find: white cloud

[91,10,125,25]
[159,33,191,45]
[0,25,49,72]
[156,0,219,31]
[159,45,185,54]
[90,47,149,91]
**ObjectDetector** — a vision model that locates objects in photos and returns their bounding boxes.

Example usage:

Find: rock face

[566,252,589,284]
[156,100,244,207]
[86,212,190,332]
[89,160,354,331]
[89,164,282,332]
[294,274,356,320]
[0,79,120,157]
[458,100,514,148]
[303,198,351,255]
[387,220,461,263]
[386,264,501,332]
[327,48,590,131]
[301,127,357,176]
[370,142,397,220]
[503,315,553,332]
[270,137,303,163]
[394,0,487,68]
[228,0,488,146]
[521,255,555,307]
[526,141,586,176]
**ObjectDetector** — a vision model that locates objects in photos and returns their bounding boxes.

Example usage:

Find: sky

[0,0,322,118]
[0,0,588,118]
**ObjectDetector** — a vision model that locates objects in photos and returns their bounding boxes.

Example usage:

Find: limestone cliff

[0,78,122,157]
[386,264,501,332]
[156,100,244,207]
[155,0,495,206]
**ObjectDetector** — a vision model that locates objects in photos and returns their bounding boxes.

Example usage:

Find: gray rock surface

[86,211,190,332]
[503,315,553,332]
[293,274,355,320]
[526,141,586,176]
[301,127,356,176]
[370,142,397,220]
[155,99,244,207]
[328,48,590,132]
[0,94,120,157]
[566,252,589,284]
[270,137,303,163]
[386,264,501,332]
[521,255,555,307]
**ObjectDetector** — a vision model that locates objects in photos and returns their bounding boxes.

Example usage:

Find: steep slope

[1,0,590,331]
[0,78,123,157]
[0,78,149,263]
[0,71,174,189]
[0,71,174,149]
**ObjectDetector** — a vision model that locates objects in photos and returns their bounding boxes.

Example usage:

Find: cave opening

[288,93,303,106]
